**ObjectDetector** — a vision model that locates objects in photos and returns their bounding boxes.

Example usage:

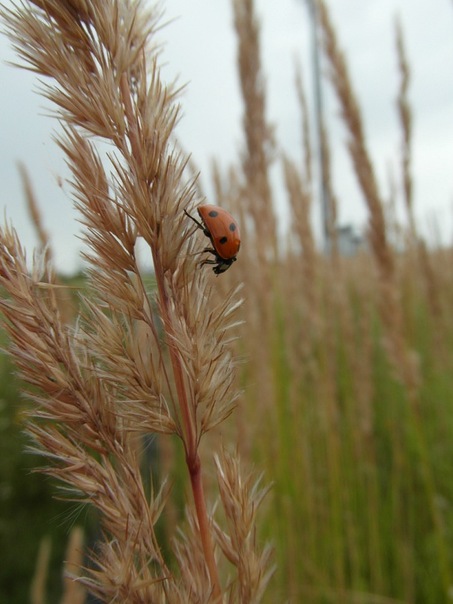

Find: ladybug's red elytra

[184,204,241,274]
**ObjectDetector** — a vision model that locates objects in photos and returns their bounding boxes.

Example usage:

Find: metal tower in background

[305,0,331,252]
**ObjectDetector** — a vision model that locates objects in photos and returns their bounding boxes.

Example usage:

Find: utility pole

[305,0,330,252]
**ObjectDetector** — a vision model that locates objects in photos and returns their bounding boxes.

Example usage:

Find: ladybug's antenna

[184,208,203,230]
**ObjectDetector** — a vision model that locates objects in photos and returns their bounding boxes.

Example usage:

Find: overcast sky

[0,0,452,273]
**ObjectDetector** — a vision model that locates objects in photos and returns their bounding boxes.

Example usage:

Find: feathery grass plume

[318,1,453,595]
[294,61,313,188]
[394,18,427,362]
[317,0,419,392]
[17,161,77,323]
[231,0,279,444]
[282,154,317,317]
[30,535,51,604]
[213,450,275,603]
[61,526,86,604]
[317,0,394,282]
[232,0,276,261]
[0,1,271,601]
[17,161,53,265]
[395,17,415,238]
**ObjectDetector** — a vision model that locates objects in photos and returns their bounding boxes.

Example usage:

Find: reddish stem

[189,454,222,601]
[120,72,222,600]
[152,252,222,600]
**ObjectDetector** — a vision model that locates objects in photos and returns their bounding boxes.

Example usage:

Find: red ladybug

[184,204,241,274]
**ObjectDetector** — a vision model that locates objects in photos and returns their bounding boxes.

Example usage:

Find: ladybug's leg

[201,256,233,275]
[200,248,217,266]
[188,247,216,259]
[200,258,218,266]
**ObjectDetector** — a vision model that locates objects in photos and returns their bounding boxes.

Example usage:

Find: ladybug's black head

[212,256,236,275]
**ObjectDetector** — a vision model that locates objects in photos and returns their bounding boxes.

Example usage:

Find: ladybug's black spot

[219,236,228,245]
[229,223,236,232]
[208,210,219,217]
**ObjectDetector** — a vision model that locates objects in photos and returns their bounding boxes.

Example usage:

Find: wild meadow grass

[1,0,453,603]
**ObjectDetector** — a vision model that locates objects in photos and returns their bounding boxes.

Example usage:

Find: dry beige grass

[0,1,272,601]
[318,0,420,396]
[395,17,415,237]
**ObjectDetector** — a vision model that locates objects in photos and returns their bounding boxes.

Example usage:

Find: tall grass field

[1,1,453,603]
